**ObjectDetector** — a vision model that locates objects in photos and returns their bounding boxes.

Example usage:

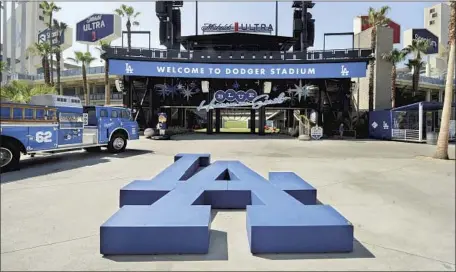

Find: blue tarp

[368,110,392,140]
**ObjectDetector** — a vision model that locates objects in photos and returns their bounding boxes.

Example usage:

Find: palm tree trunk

[56,51,61,95]
[127,19,132,51]
[433,39,455,159]
[105,60,110,105]
[41,56,47,85]
[49,14,54,86]
[414,68,420,95]
[391,65,396,108]
[82,64,89,106]
[43,56,50,85]
[368,27,377,112]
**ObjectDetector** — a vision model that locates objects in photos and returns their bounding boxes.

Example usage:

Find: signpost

[75,13,121,44]
[310,126,323,140]
[37,26,73,50]
[38,28,64,46]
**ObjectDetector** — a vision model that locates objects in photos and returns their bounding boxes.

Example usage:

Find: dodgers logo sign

[100,154,354,255]
[109,60,368,79]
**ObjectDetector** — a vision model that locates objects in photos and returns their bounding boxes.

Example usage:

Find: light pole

[1,1,7,75]
[10,1,16,74]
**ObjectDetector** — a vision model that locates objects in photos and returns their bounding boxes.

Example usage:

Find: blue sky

[4,1,441,63]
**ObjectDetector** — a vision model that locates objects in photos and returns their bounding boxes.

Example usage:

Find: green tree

[52,19,67,95]
[0,61,8,84]
[114,4,140,52]
[382,48,407,108]
[96,40,111,105]
[0,80,56,103]
[27,42,52,86]
[434,2,456,160]
[403,38,431,95]
[363,6,391,111]
[66,51,96,106]
[39,1,61,86]
[0,61,7,72]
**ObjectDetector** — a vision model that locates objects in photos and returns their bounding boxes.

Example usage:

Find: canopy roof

[392,101,455,112]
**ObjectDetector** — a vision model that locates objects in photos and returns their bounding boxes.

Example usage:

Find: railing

[76,93,123,101]
[104,46,373,62]
[396,73,456,87]
[34,66,107,80]
[391,129,421,142]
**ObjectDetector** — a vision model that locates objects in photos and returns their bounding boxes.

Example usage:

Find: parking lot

[1,134,455,271]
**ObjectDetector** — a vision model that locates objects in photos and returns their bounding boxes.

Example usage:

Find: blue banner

[76,14,114,43]
[109,60,367,79]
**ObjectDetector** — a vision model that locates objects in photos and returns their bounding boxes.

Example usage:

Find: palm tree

[114,4,140,52]
[382,48,407,108]
[96,40,111,105]
[66,51,96,106]
[363,6,391,111]
[39,1,61,86]
[52,19,67,95]
[27,42,52,85]
[405,58,426,96]
[438,43,450,64]
[403,38,431,94]
[434,2,455,160]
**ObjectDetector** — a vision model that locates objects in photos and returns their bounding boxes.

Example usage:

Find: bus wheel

[107,133,127,154]
[0,141,21,173]
[84,146,102,153]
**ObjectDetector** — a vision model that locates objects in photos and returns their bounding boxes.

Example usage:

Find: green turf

[223,120,248,129]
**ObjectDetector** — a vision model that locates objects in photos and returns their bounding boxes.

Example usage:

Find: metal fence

[104,47,373,62]
[396,73,456,86]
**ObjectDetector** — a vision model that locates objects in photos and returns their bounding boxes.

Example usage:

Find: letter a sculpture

[100,154,354,255]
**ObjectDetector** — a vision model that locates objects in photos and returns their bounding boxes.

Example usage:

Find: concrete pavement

[1,135,455,271]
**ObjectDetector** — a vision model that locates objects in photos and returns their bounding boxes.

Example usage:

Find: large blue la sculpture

[100,154,354,255]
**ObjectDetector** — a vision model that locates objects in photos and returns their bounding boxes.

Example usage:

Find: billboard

[37,26,73,50]
[75,14,121,44]
[411,29,439,55]
[354,16,401,44]
[109,60,368,79]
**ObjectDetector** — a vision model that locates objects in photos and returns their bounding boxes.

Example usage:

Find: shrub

[0,80,56,103]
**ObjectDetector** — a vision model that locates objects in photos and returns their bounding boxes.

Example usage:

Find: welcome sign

[110,60,368,79]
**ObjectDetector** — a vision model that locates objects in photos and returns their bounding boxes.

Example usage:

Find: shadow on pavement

[254,238,375,260]
[171,133,294,141]
[104,209,229,262]
[0,149,153,184]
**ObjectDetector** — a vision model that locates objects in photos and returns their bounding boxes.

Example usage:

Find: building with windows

[1,1,73,81]
[424,2,451,46]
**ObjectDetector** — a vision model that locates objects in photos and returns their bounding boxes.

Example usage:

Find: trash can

[426,132,438,145]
